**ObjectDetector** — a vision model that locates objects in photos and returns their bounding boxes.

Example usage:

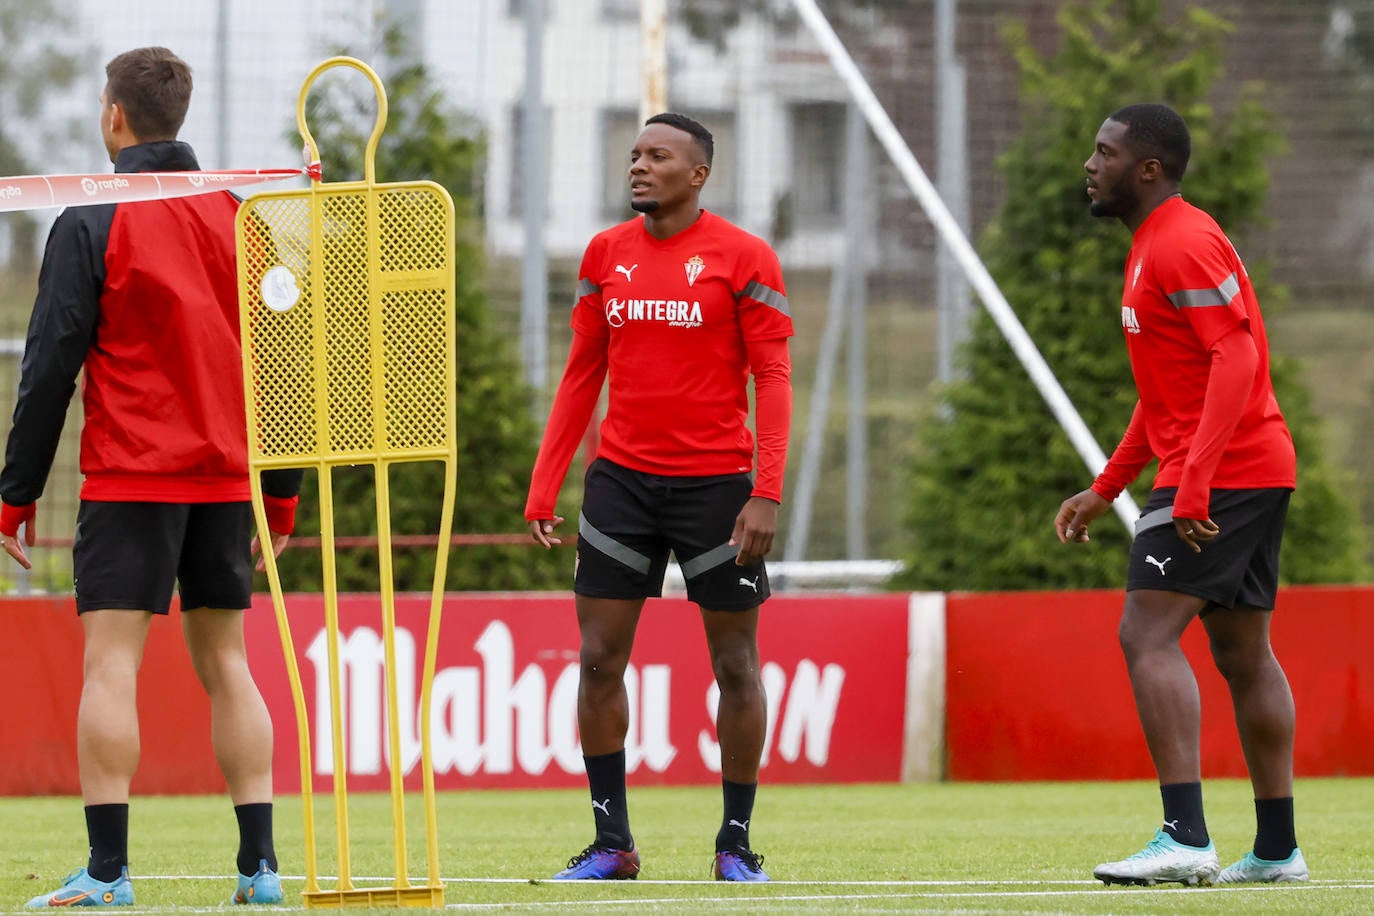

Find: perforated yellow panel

[237,56,457,910]
[238,183,455,463]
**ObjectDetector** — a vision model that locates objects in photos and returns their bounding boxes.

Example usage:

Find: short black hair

[1108,103,1191,182]
[644,112,713,166]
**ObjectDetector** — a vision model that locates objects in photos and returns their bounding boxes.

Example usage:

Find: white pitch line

[139,873,1374,888]
[436,884,1374,910]
[140,874,1105,886]
[9,882,1374,916]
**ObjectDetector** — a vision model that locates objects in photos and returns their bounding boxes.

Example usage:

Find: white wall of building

[49,0,847,267]
[480,0,848,265]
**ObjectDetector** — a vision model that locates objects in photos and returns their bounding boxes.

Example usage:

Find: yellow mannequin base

[302,885,444,908]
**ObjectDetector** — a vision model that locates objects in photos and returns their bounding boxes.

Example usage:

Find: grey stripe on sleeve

[739,280,790,316]
[576,278,600,299]
[578,512,651,574]
[1166,273,1239,309]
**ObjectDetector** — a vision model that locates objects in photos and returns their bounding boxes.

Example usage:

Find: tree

[894,0,1368,591]
[0,1,85,276]
[269,34,567,593]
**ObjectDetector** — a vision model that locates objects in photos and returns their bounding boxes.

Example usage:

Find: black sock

[234,803,278,876]
[85,804,129,883]
[715,780,757,852]
[584,751,632,850]
[1160,782,1209,847]
[1253,797,1297,861]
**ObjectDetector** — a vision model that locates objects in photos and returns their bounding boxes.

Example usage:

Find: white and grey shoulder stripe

[1166,272,1239,309]
[737,280,789,315]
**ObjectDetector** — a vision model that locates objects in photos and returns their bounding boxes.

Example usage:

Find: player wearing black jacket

[3,47,296,908]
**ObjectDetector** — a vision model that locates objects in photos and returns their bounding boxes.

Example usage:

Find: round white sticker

[261,265,301,313]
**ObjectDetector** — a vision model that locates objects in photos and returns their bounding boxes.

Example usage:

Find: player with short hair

[525,112,792,882]
[2,47,300,907]
[1056,102,1306,887]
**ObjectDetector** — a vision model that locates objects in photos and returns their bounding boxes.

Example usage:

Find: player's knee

[189,647,251,694]
[579,641,631,684]
[1208,638,1267,683]
[709,645,761,693]
[82,659,139,693]
[1116,618,1171,664]
[1116,616,1147,661]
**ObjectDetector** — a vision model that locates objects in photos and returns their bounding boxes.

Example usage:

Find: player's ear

[108,101,127,136]
[1138,157,1163,183]
[690,163,710,189]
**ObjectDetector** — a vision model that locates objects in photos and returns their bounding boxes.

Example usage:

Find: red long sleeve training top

[526,210,794,521]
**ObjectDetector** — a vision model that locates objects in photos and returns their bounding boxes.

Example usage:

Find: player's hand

[1174,516,1219,554]
[730,497,778,566]
[0,501,36,570]
[251,532,291,571]
[529,516,564,549]
[1055,489,1110,544]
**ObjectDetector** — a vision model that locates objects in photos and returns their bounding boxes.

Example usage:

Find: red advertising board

[0,596,219,796]
[248,593,911,792]
[1,593,911,795]
[943,585,1374,780]
[5,585,1370,796]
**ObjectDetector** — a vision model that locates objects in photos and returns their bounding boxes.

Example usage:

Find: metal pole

[934,0,971,385]
[786,105,869,566]
[216,0,230,168]
[381,0,424,72]
[844,104,871,563]
[640,0,668,122]
[782,223,847,566]
[521,0,549,407]
[789,0,1140,533]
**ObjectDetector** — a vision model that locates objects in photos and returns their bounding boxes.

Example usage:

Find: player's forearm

[2,215,104,504]
[1,316,91,504]
[748,339,792,503]
[261,468,305,499]
[1091,402,1153,502]
[524,334,608,521]
[1175,325,1258,518]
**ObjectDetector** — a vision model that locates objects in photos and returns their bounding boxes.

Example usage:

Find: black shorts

[73,501,255,614]
[575,458,769,611]
[1126,487,1291,610]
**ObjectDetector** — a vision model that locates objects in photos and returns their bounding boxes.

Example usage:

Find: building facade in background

[5,1,1374,577]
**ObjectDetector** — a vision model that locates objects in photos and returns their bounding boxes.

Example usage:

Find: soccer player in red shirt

[526,113,792,882]
[1055,103,1306,887]
[1,48,297,907]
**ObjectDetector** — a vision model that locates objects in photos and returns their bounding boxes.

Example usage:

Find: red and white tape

[0,162,323,213]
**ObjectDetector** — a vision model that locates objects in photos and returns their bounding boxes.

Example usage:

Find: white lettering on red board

[303,621,845,778]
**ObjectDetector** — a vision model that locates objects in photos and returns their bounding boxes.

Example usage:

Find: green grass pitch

[2,778,1371,913]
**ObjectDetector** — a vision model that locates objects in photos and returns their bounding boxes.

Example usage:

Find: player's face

[1084,118,1141,220]
[627,122,708,214]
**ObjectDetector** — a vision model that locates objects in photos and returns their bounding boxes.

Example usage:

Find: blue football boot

[713,848,770,882]
[552,844,641,880]
[1093,829,1220,886]
[25,867,134,908]
[231,859,283,904]
[1217,848,1308,884]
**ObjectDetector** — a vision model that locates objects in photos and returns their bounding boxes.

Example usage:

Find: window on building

[600,0,637,19]
[789,101,845,226]
[601,109,642,219]
[509,102,553,218]
[508,0,554,16]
